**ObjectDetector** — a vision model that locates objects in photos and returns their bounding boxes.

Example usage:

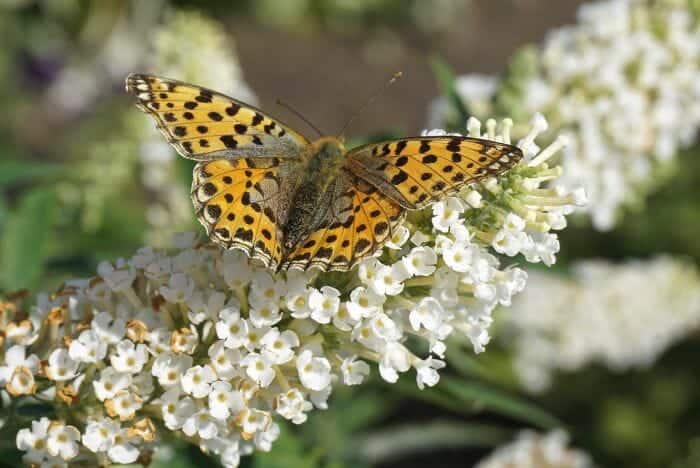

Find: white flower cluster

[507,256,700,393]
[432,0,700,230]
[138,9,258,246]
[2,116,583,467]
[475,430,593,468]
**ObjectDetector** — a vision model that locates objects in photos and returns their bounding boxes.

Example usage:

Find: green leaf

[440,376,562,429]
[0,160,63,188]
[1,188,57,291]
[354,420,510,464]
[430,55,470,127]
[252,425,320,468]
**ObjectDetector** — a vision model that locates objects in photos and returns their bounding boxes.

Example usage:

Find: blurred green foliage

[1,1,700,468]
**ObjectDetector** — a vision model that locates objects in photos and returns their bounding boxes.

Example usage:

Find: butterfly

[125,74,522,272]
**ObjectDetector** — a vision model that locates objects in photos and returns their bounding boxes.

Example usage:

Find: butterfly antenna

[338,71,403,138]
[276,99,324,137]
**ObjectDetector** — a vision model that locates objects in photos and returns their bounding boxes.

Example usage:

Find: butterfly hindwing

[282,170,406,271]
[192,158,297,269]
[126,74,309,160]
[346,137,522,209]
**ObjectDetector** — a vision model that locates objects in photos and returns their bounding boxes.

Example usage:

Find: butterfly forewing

[346,137,522,209]
[282,170,406,271]
[125,74,309,160]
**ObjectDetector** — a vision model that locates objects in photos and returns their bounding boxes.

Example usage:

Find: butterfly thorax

[283,137,347,251]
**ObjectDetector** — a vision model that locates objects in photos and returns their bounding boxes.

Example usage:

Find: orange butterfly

[125,74,522,272]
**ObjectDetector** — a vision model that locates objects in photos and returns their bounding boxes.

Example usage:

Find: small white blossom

[260,329,299,364]
[181,365,216,398]
[46,423,81,461]
[110,339,149,374]
[151,352,192,388]
[108,428,140,464]
[276,388,312,424]
[93,311,126,344]
[241,353,275,387]
[340,357,370,385]
[159,272,195,303]
[44,349,79,382]
[182,408,219,440]
[370,263,409,296]
[215,306,248,349]
[208,381,245,420]
[402,246,438,276]
[296,350,331,391]
[94,367,131,401]
[308,286,341,324]
[69,329,108,363]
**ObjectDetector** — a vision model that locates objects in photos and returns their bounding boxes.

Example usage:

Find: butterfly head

[311,136,346,159]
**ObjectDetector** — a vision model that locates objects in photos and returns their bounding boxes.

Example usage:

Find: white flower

[0,345,39,385]
[346,287,385,320]
[249,302,283,328]
[110,339,149,374]
[98,260,136,292]
[46,423,80,460]
[332,302,357,331]
[402,246,438,276]
[147,327,171,355]
[107,390,142,421]
[308,286,341,324]
[369,313,402,342]
[409,297,452,334]
[442,241,473,273]
[431,197,464,232]
[181,365,216,398]
[183,408,219,439]
[475,430,592,468]
[241,353,275,387]
[509,257,700,393]
[276,389,312,424]
[93,367,131,401]
[108,428,140,464]
[414,357,445,389]
[208,381,245,420]
[6,367,36,396]
[296,350,331,391]
[151,352,192,388]
[260,329,299,364]
[159,272,195,303]
[69,329,108,363]
[370,262,409,296]
[221,250,253,289]
[93,311,126,344]
[186,290,227,324]
[285,287,312,319]
[215,306,248,349]
[208,341,241,380]
[249,271,286,305]
[379,342,411,383]
[17,417,50,455]
[82,418,119,453]
[340,357,370,385]
[239,408,271,437]
[254,422,280,452]
[384,225,410,249]
[357,257,383,285]
[44,348,79,381]
[160,388,195,431]
[492,229,529,257]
